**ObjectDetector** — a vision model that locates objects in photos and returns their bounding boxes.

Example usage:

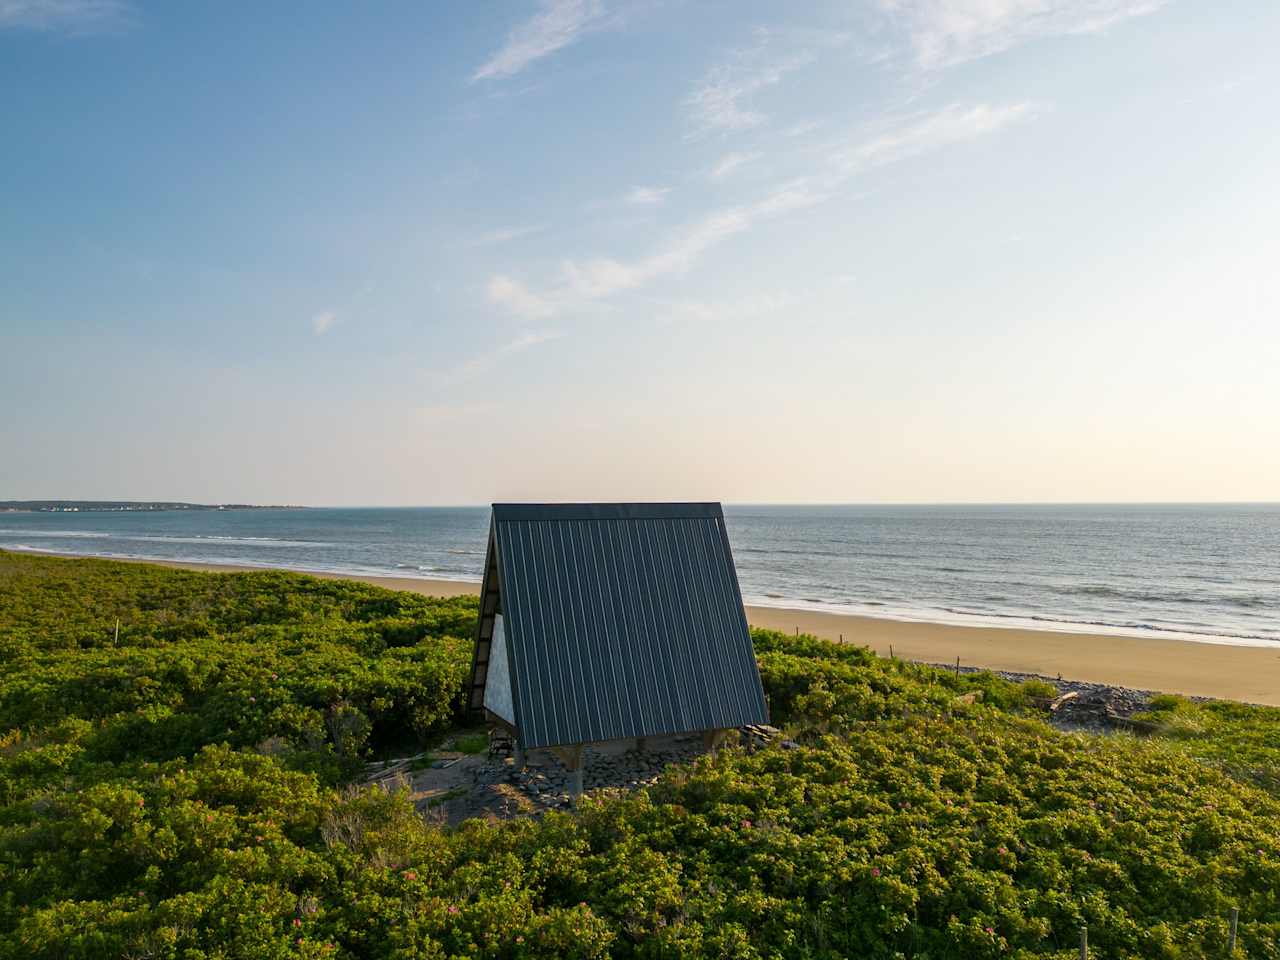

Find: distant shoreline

[0,501,305,513]
[15,550,1280,707]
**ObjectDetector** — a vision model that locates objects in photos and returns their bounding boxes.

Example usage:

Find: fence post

[1079,925,1087,960]
[955,656,961,678]
[1228,906,1238,954]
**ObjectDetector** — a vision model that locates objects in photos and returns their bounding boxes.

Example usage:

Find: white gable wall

[482,614,515,725]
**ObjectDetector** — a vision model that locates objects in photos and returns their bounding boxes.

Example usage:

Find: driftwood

[1048,691,1079,712]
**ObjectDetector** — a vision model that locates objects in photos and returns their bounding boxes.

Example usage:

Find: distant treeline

[0,500,301,512]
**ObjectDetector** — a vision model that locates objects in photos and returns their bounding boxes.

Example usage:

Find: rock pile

[498,734,711,810]
[405,727,786,822]
[1047,686,1154,733]
[944,664,1161,734]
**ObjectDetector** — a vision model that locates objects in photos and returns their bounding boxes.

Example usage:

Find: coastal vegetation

[2,551,1279,958]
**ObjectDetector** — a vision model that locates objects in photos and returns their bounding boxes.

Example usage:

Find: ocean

[1,504,1277,647]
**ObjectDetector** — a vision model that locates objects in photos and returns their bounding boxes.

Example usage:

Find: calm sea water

[1,504,1277,647]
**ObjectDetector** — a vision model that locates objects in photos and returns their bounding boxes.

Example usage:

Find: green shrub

[1148,693,1195,713]
[5,553,1280,958]
[1021,678,1058,700]
[454,733,489,755]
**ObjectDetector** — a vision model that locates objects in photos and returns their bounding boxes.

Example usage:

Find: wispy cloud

[654,291,796,325]
[781,120,821,138]
[311,311,338,335]
[878,0,1167,69]
[442,330,565,383]
[686,30,815,137]
[472,0,607,81]
[471,224,547,247]
[488,99,1031,320]
[487,275,557,320]
[709,151,761,180]
[563,180,824,300]
[490,180,825,317]
[625,185,670,205]
[0,0,131,31]
[831,101,1033,172]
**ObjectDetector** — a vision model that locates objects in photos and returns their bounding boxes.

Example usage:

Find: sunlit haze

[3,1,1277,505]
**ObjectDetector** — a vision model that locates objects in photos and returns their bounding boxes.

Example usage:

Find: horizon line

[6,498,1279,509]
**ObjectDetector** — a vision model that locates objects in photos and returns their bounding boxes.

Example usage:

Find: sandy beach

[71,555,1278,707]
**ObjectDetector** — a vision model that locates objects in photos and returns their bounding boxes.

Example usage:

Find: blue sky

[2,0,1277,505]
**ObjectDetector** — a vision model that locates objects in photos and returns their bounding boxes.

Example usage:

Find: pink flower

[447,905,459,915]
[293,919,302,928]
[249,696,256,703]
[271,673,279,680]
[741,819,752,829]
[403,871,417,881]
[871,867,881,877]
[998,847,1007,855]
[985,926,994,934]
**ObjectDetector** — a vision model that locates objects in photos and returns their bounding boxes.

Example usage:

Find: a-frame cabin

[467,502,769,795]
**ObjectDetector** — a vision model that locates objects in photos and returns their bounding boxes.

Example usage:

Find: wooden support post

[702,729,727,753]
[635,737,646,753]
[1228,906,1238,954]
[513,743,525,770]
[1079,926,1087,960]
[568,744,585,803]
[553,744,586,803]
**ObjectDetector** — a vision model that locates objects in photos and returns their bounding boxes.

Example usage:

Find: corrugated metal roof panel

[492,502,723,522]
[484,502,768,750]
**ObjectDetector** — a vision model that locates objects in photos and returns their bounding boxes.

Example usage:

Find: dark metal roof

[492,502,723,522]
[470,502,768,749]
